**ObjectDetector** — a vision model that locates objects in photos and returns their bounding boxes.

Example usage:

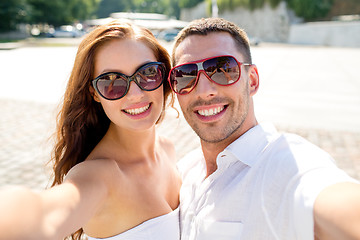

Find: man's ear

[89,86,101,102]
[248,65,259,96]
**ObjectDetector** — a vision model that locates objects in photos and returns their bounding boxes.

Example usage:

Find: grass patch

[0,39,21,43]
[35,42,76,47]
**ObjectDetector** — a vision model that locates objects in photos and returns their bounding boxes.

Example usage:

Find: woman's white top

[87,207,180,240]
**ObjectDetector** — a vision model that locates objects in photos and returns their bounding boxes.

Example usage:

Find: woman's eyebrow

[99,60,156,75]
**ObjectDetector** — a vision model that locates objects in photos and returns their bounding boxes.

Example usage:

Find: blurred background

[1,0,360,46]
[0,0,359,190]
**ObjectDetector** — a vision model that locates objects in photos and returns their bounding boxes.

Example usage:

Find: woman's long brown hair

[50,20,173,240]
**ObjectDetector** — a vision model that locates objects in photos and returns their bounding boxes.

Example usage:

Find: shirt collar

[220,123,279,167]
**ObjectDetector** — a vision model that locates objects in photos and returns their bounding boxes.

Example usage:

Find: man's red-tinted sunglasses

[168,55,252,95]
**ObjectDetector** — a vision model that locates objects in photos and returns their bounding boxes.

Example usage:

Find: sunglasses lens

[203,56,240,85]
[170,64,198,94]
[94,63,164,100]
[170,56,241,95]
[96,73,127,100]
[136,63,164,90]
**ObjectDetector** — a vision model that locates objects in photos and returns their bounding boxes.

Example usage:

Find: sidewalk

[0,37,82,50]
[0,98,359,191]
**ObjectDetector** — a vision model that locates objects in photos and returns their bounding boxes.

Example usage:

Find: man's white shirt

[177,123,358,240]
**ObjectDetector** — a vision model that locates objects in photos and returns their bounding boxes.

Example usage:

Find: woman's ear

[248,64,259,96]
[89,86,101,102]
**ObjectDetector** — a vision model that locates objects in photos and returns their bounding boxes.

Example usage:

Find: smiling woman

[0,19,181,240]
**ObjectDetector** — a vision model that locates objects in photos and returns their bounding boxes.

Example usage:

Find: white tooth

[213,108,218,115]
[214,107,220,114]
[125,104,150,115]
[198,106,224,116]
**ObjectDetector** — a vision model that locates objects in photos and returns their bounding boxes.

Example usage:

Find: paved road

[0,40,359,190]
[252,44,360,133]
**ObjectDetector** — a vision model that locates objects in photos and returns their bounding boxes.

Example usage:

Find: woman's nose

[126,80,144,100]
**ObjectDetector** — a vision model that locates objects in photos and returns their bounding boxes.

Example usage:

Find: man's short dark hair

[172,18,252,65]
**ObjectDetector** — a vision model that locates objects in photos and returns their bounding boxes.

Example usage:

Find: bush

[213,0,334,21]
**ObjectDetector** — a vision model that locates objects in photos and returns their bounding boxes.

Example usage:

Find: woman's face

[93,39,164,132]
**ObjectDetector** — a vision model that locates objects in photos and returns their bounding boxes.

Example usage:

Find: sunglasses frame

[168,55,252,95]
[92,62,165,100]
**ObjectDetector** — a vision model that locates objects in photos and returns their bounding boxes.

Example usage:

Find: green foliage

[179,0,204,8]
[132,0,167,13]
[214,0,334,21]
[286,0,334,21]
[0,0,30,31]
[1,0,336,33]
[269,0,282,8]
[97,0,180,19]
[27,0,66,25]
[96,0,132,18]
[71,0,99,20]
[0,0,183,32]
[249,0,265,10]
[0,0,99,31]
[167,0,181,19]
[27,0,99,26]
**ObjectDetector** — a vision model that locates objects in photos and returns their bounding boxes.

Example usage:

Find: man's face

[174,32,258,144]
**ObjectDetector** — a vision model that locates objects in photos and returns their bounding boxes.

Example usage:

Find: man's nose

[194,71,218,98]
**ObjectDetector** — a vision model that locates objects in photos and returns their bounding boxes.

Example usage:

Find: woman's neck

[104,123,158,164]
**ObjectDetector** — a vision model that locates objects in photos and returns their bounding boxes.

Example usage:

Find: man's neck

[201,135,236,177]
[201,120,258,177]
[201,143,222,178]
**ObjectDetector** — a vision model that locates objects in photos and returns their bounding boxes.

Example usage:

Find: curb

[0,42,24,50]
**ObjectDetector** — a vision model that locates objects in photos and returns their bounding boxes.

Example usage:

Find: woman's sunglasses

[92,62,165,100]
[168,55,252,95]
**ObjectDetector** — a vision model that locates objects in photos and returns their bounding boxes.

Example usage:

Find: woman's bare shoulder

[69,158,119,173]
[65,159,122,188]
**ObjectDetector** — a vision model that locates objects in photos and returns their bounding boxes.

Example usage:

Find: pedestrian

[0,20,181,240]
[169,17,360,240]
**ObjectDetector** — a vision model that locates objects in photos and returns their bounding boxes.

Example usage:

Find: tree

[70,0,100,21]
[133,0,169,13]
[287,0,334,21]
[96,0,133,18]
[214,0,334,21]
[0,0,30,32]
[167,0,181,19]
[26,0,99,26]
[27,0,67,26]
[179,0,204,8]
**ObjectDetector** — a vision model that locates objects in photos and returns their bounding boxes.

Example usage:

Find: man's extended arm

[314,182,360,240]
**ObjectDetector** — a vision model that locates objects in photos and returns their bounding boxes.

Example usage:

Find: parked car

[47,25,83,38]
[248,35,261,46]
[157,29,181,42]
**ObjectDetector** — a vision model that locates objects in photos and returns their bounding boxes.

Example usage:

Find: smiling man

[169,18,360,240]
